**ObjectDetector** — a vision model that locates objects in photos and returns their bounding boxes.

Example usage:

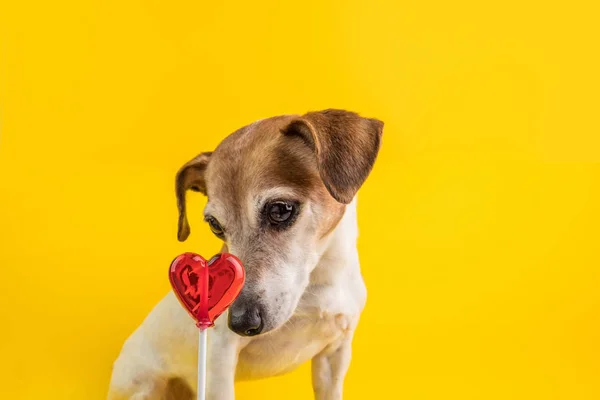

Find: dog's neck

[309,198,361,286]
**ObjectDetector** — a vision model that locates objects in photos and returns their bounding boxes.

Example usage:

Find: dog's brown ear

[175,152,212,242]
[282,109,383,204]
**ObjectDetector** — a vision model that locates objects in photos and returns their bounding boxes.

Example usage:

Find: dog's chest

[235,281,364,380]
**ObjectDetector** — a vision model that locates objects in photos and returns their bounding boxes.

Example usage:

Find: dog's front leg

[311,334,354,400]
[206,316,241,400]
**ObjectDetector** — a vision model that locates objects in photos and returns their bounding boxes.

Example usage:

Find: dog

[108,109,384,400]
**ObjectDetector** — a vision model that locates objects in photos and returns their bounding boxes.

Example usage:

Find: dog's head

[175,109,383,336]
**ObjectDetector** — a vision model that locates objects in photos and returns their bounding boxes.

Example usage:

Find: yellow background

[1,0,599,399]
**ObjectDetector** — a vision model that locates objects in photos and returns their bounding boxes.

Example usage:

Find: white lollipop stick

[198,328,208,400]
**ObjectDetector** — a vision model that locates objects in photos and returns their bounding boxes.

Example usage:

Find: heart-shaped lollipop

[169,252,245,329]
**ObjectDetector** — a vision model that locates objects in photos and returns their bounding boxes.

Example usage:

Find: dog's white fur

[108,199,365,400]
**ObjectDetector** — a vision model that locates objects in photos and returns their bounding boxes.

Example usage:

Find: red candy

[169,252,245,329]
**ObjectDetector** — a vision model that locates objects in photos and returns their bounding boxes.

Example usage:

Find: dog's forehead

[218,115,296,152]
[204,115,320,207]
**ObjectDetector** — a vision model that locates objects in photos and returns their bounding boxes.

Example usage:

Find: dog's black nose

[228,305,263,336]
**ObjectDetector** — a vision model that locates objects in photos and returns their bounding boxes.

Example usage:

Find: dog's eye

[206,217,224,238]
[267,201,296,224]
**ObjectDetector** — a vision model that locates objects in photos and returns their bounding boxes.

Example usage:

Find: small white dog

[108,109,383,400]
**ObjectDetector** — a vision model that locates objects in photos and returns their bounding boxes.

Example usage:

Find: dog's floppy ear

[175,152,212,242]
[281,109,383,204]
